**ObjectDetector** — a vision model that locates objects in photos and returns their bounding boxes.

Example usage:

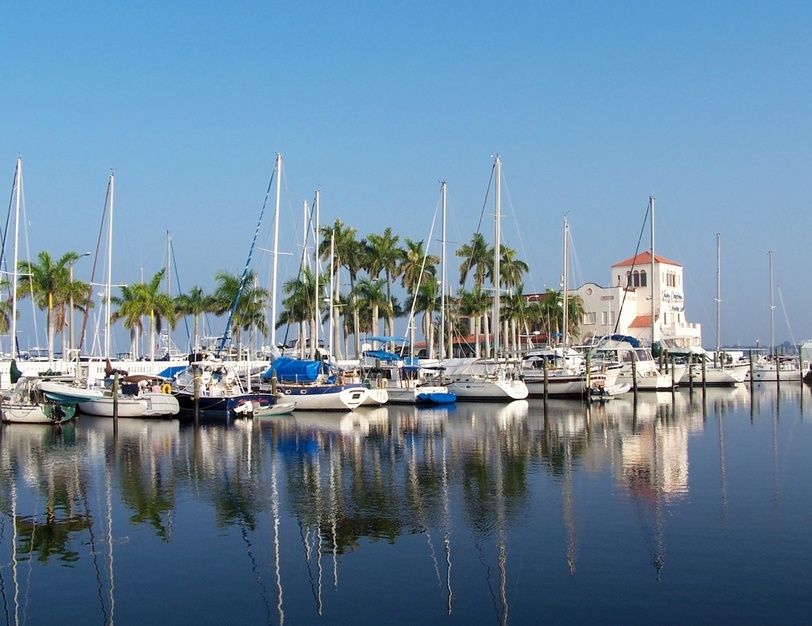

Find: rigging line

[0,163,17,288]
[401,207,439,354]
[79,179,112,354]
[216,167,276,357]
[776,284,797,347]
[612,200,650,335]
[168,237,194,351]
[500,167,543,293]
[475,160,497,236]
[279,199,319,351]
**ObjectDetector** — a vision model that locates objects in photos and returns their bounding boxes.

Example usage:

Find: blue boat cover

[609,334,641,348]
[158,365,188,379]
[263,357,323,382]
[362,349,401,362]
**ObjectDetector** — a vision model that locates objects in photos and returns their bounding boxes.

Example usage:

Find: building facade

[570,251,701,348]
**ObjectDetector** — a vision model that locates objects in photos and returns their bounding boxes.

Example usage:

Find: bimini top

[362,349,401,362]
[263,357,323,382]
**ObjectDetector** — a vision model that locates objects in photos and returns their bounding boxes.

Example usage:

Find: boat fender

[161,383,173,394]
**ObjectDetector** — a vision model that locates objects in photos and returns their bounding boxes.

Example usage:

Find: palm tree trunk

[483,314,491,358]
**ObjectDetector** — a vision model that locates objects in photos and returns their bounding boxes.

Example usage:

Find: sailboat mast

[493,155,501,358]
[271,153,282,348]
[301,199,309,358]
[716,233,721,353]
[10,157,21,359]
[768,250,774,353]
[440,180,447,360]
[649,195,655,348]
[329,233,335,359]
[562,218,569,353]
[314,190,320,355]
[105,172,114,360]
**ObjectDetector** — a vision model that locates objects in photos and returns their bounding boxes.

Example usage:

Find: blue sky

[3,1,811,353]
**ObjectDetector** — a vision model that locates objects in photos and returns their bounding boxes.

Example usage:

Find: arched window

[639,270,647,287]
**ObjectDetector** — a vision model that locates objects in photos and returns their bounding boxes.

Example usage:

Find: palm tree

[0,277,14,336]
[457,284,490,358]
[406,274,441,359]
[364,228,404,337]
[211,270,269,359]
[566,294,585,344]
[17,251,90,360]
[320,219,363,358]
[354,277,391,342]
[174,285,215,353]
[279,266,323,359]
[111,269,176,361]
[456,233,493,355]
[456,232,491,288]
[502,285,530,355]
[497,246,529,354]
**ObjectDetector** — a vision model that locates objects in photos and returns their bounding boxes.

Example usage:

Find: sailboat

[750,250,801,382]
[171,156,284,418]
[1,159,77,424]
[677,234,749,386]
[522,218,620,398]
[443,156,528,402]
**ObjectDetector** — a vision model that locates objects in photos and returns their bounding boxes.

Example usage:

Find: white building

[571,251,701,348]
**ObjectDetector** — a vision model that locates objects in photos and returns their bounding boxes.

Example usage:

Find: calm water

[2,384,811,625]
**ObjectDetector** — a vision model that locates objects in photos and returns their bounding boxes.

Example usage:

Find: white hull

[276,384,368,411]
[78,392,180,417]
[38,380,105,403]
[360,387,389,406]
[618,370,676,391]
[385,384,454,404]
[750,364,802,382]
[1,403,74,424]
[446,376,528,401]
[680,363,750,386]
[523,372,588,397]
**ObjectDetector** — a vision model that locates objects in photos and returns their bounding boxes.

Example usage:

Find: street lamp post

[69,252,91,360]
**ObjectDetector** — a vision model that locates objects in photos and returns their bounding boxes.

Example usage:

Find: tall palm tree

[111,269,176,361]
[496,246,529,354]
[211,269,269,359]
[320,219,363,358]
[174,285,215,353]
[456,232,491,288]
[566,294,585,344]
[354,277,391,342]
[279,266,323,359]
[406,274,441,359]
[364,228,404,337]
[456,233,493,355]
[0,278,12,335]
[502,285,530,355]
[17,251,90,360]
[457,284,490,358]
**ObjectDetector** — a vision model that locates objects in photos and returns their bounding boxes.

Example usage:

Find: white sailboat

[678,234,749,386]
[444,156,528,402]
[750,250,801,382]
[1,158,77,424]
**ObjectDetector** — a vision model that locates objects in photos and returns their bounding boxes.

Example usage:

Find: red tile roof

[612,250,680,268]
[629,314,653,328]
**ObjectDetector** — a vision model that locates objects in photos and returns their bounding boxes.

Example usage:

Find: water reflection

[1,384,811,623]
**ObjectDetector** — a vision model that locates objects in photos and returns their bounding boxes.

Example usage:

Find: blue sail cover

[263,357,322,382]
[362,349,401,362]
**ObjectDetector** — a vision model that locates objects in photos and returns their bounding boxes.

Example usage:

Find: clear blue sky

[4,1,811,352]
